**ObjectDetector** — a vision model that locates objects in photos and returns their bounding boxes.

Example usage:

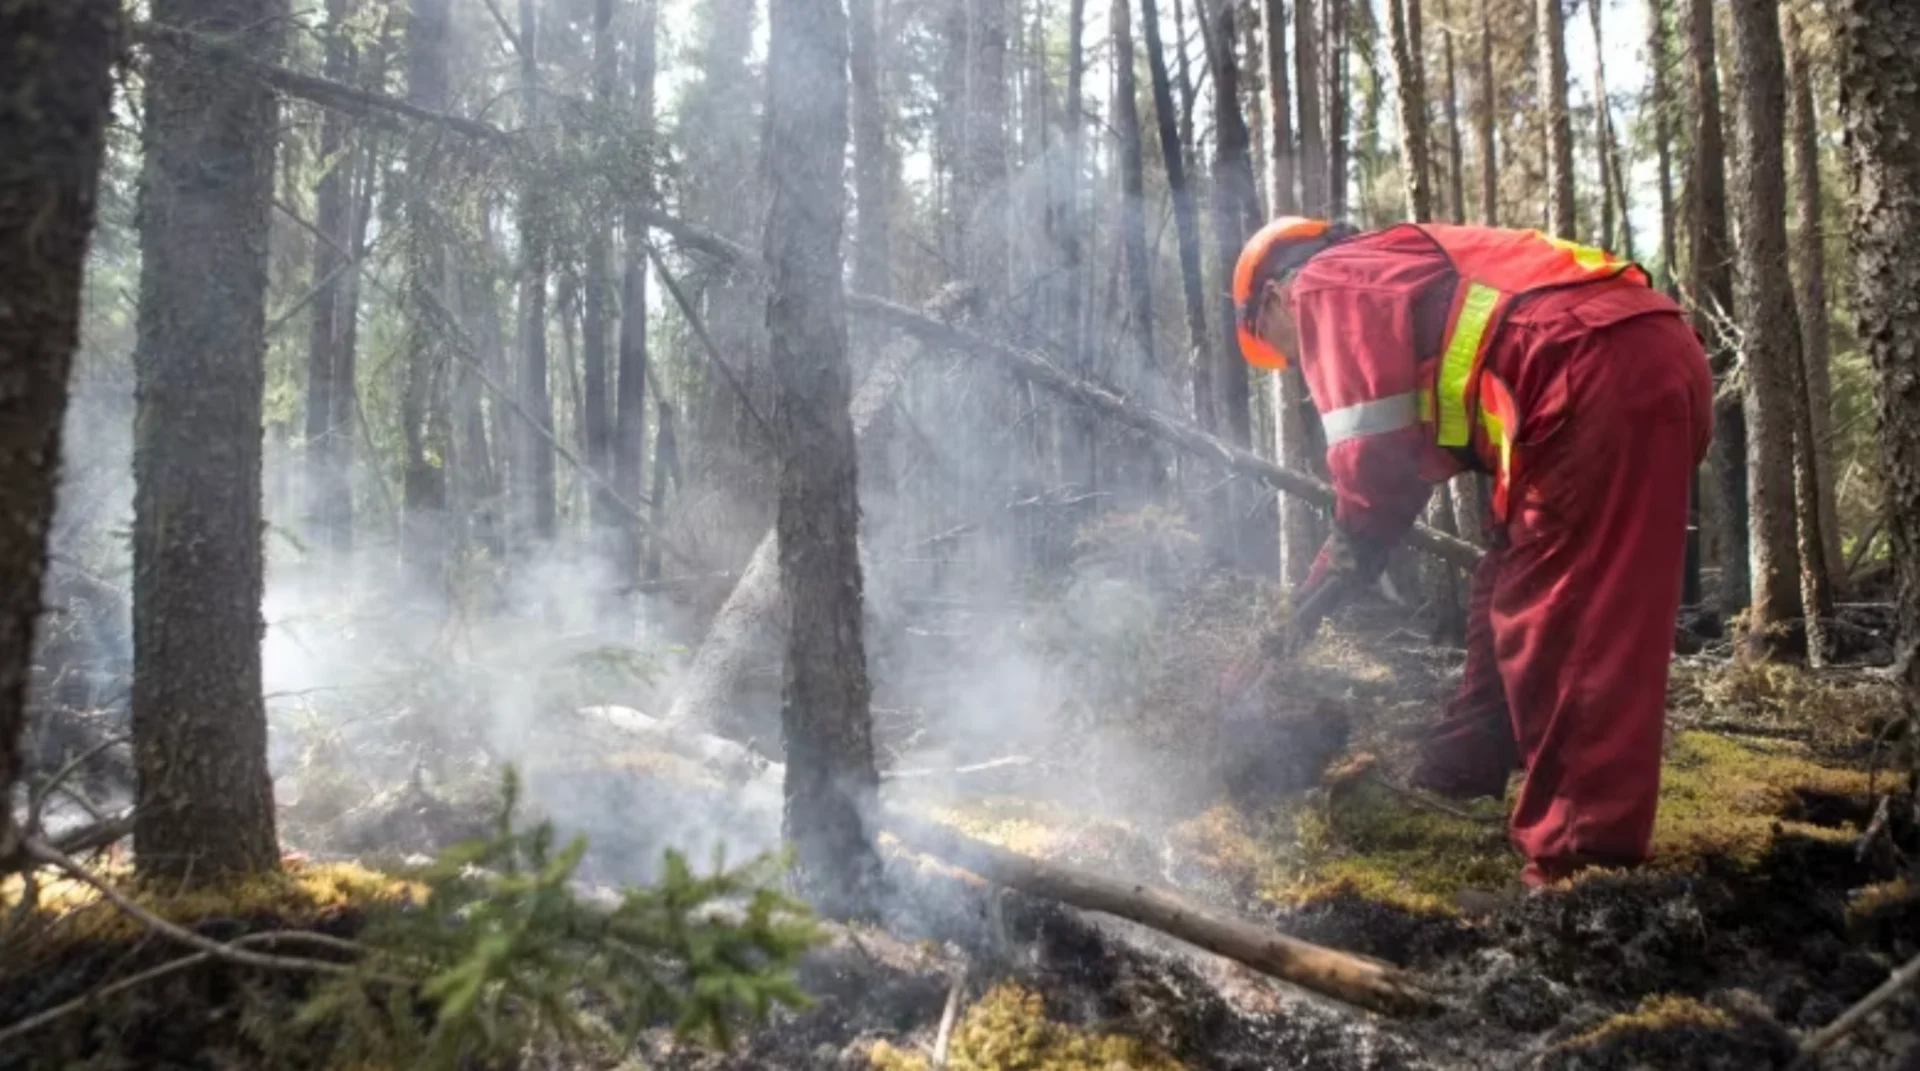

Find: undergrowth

[866,983,1185,1071]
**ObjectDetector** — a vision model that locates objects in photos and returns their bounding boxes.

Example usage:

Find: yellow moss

[1846,879,1916,924]
[1652,731,1868,867]
[868,984,1185,1071]
[1,860,425,959]
[1669,661,1902,746]
[1561,995,1734,1051]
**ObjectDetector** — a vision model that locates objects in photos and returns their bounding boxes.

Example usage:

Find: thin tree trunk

[1536,0,1575,238]
[1439,0,1466,223]
[1297,0,1330,215]
[1729,0,1813,658]
[1113,0,1160,397]
[967,0,1010,307]
[1205,0,1258,449]
[1387,0,1433,221]
[584,0,617,538]
[1648,0,1678,285]
[615,0,657,582]
[516,0,555,542]
[1687,0,1746,614]
[1264,0,1295,215]
[1141,0,1214,429]
[1173,0,1199,155]
[850,0,891,299]
[132,0,284,881]
[0,0,119,864]
[646,400,677,580]
[1326,0,1350,218]
[305,0,356,554]
[1784,5,1843,588]
[766,0,882,916]
[1587,0,1616,249]
[401,0,451,580]
[1475,0,1496,224]
[1835,0,1920,819]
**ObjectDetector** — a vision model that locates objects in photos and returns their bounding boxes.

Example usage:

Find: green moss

[1652,731,1868,867]
[1560,995,1734,1051]
[868,984,1185,1071]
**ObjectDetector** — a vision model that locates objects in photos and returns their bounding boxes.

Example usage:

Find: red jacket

[1287,224,1687,553]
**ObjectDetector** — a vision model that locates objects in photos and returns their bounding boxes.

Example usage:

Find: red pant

[1412,305,1713,886]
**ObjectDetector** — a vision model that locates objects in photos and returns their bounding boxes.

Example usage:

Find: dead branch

[1790,947,1920,1067]
[17,838,394,982]
[0,929,378,1049]
[931,968,967,1067]
[647,245,775,443]
[632,206,1485,572]
[131,22,514,145]
[883,812,1437,1016]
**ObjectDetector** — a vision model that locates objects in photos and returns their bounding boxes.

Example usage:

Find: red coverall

[1288,225,1714,886]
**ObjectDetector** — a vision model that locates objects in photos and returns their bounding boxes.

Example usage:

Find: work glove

[1286,527,1391,653]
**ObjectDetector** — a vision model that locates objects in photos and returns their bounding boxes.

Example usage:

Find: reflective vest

[1393,224,1649,521]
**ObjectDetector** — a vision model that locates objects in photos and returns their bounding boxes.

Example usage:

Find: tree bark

[1647,0,1677,287]
[615,0,657,582]
[1474,0,1497,224]
[1060,0,1093,486]
[1326,0,1351,218]
[1113,0,1157,382]
[1388,0,1433,221]
[1535,0,1575,239]
[514,0,555,543]
[1835,0,1920,820]
[1728,0,1809,657]
[1141,0,1214,429]
[401,0,451,579]
[583,0,617,538]
[0,0,119,864]
[765,0,882,917]
[849,0,891,299]
[1439,0,1466,223]
[646,399,677,580]
[1587,0,1628,254]
[1172,0,1199,155]
[966,0,1010,306]
[1686,0,1746,613]
[1264,0,1295,216]
[132,0,284,881]
[1783,5,1843,588]
[1204,0,1259,450]
[1297,0,1331,215]
[304,0,356,555]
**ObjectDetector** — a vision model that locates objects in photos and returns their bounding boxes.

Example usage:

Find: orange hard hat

[1233,216,1332,370]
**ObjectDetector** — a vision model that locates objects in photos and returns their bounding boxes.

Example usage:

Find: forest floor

[4,567,1918,1070]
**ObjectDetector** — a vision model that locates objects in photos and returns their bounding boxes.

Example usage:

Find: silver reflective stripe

[1321,392,1420,446]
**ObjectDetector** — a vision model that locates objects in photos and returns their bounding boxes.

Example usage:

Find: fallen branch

[0,929,378,1048]
[1790,948,1920,1068]
[931,968,967,1068]
[883,813,1437,1016]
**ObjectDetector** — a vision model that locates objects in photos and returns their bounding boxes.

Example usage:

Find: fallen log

[883,811,1437,1016]
[631,206,1484,572]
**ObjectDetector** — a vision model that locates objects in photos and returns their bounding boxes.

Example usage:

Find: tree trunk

[132,0,284,881]
[1587,0,1620,251]
[1784,5,1843,589]
[1267,0,1319,585]
[1061,0,1093,487]
[1439,0,1466,223]
[1647,0,1677,286]
[1835,0,1920,819]
[615,0,657,582]
[584,0,617,539]
[514,0,555,543]
[1686,0,1745,614]
[850,0,891,299]
[1172,0,1199,155]
[1263,0,1295,216]
[1728,0,1812,657]
[0,0,118,863]
[1205,0,1258,450]
[1387,0,1432,221]
[1297,0,1331,215]
[1114,0,1157,386]
[1326,0,1351,219]
[1474,0,1497,224]
[304,0,356,555]
[966,0,1010,307]
[401,0,451,580]
[765,0,882,917]
[646,399,678,580]
[1141,0,1214,429]
[1536,0,1575,239]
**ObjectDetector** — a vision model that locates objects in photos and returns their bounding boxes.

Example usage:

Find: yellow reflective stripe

[1537,231,1617,273]
[1480,408,1511,482]
[1417,387,1434,424]
[1436,283,1502,448]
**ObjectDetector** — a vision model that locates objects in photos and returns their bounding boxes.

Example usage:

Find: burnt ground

[6,585,1919,1070]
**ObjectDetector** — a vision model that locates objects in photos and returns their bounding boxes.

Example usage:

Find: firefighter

[1233,217,1713,887]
